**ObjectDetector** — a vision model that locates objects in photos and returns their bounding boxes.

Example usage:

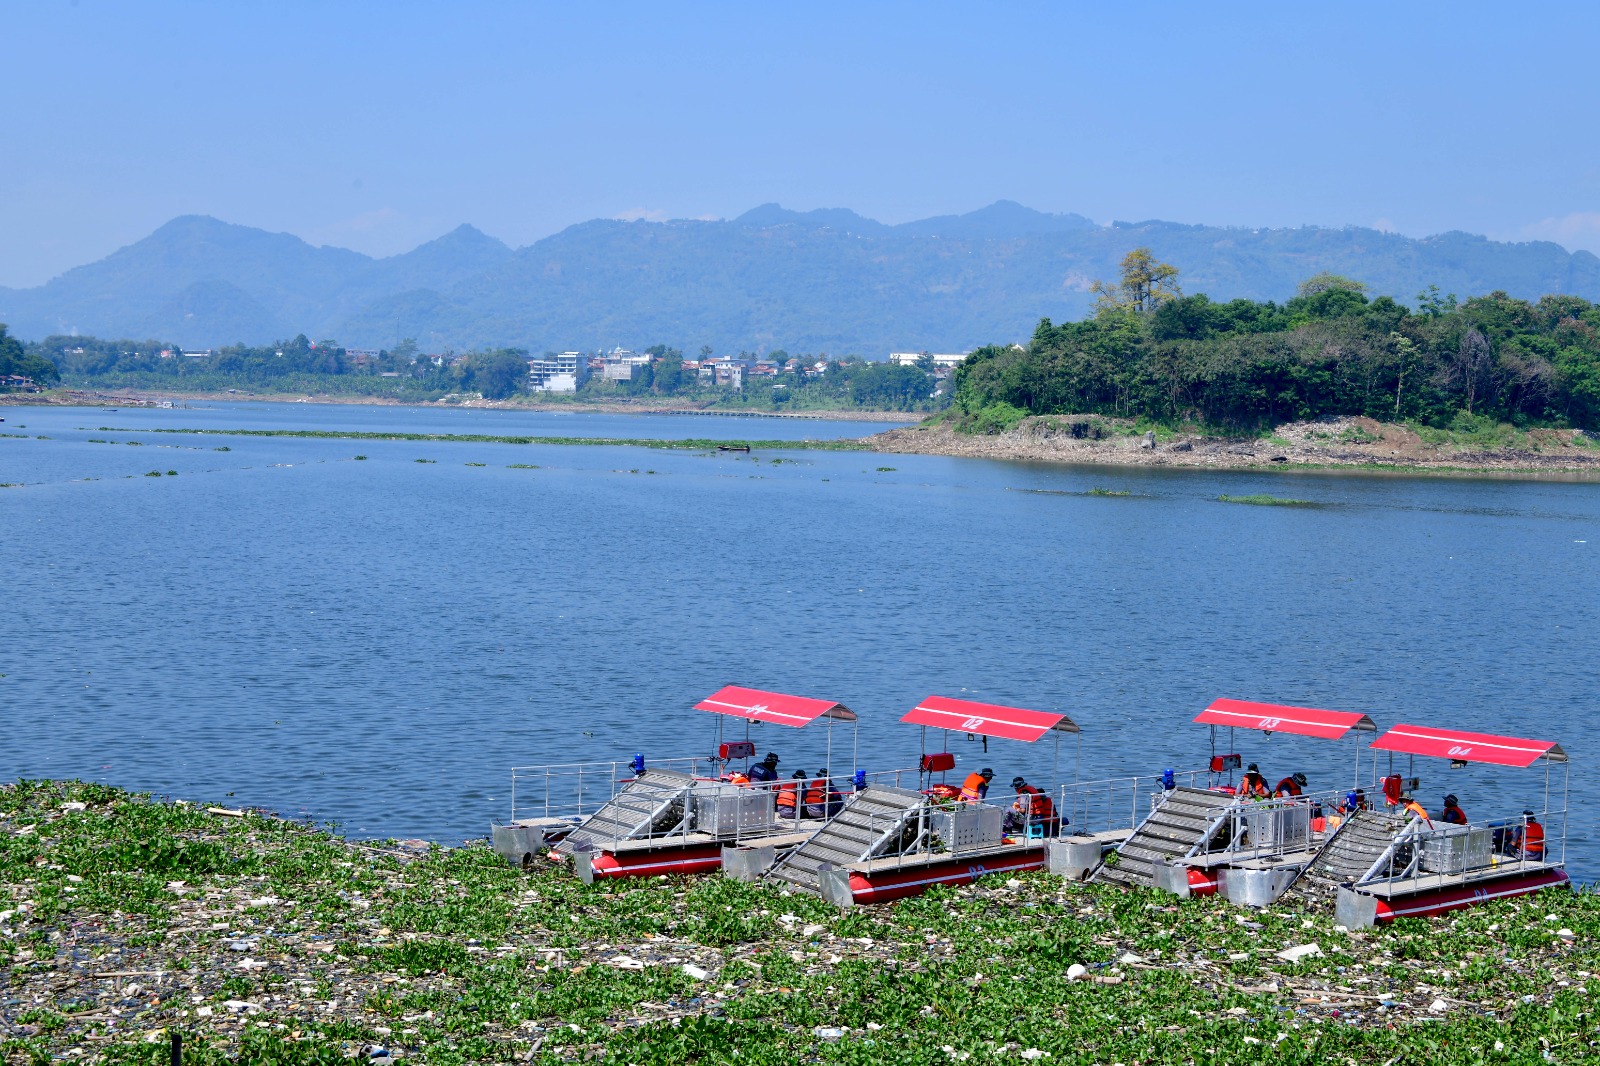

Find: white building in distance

[528,352,590,392]
[889,352,969,369]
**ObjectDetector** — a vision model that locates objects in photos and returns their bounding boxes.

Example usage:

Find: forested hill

[954,260,1600,433]
[1,204,1597,354]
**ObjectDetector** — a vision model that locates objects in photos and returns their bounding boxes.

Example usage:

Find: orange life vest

[1273,776,1302,798]
[729,772,750,786]
[1524,820,1545,857]
[1013,784,1056,821]
[1240,772,1269,798]
[775,781,799,812]
[1441,804,1467,825]
[960,772,990,804]
[1402,799,1430,824]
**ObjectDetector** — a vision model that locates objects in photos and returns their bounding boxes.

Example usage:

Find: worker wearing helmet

[747,752,781,784]
[1273,772,1308,798]
[960,767,995,804]
[1239,763,1270,798]
[1441,795,1467,825]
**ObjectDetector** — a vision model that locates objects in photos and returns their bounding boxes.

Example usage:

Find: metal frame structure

[1328,722,1571,927]
[762,695,1082,906]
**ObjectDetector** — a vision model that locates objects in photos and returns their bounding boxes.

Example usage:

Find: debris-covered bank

[3,781,1596,1064]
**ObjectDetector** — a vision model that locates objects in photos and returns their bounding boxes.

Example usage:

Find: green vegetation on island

[1217,494,1316,507]
[954,252,1600,435]
[3,781,1597,1064]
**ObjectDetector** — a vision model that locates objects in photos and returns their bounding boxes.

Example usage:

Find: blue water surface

[2,403,1596,873]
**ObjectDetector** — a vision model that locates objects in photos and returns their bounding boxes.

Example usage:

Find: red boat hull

[845,850,1046,905]
[585,842,726,880]
[1369,867,1570,922]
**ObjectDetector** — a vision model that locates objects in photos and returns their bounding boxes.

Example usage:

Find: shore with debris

[2,780,1594,1063]
[871,415,1600,475]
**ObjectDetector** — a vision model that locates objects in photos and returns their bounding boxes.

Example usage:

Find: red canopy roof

[694,685,856,727]
[1371,724,1566,767]
[1194,698,1376,740]
[901,696,1078,742]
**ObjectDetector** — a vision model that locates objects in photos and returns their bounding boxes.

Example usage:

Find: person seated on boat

[1239,763,1270,798]
[1342,788,1369,814]
[1441,794,1468,825]
[1398,792,1430,825]
[776,770,806,820]
[728,769,751,786]
[1513,810,1545,859]
[1003,776,1061,837]
[960,767,995,805]
[747,752,781,784]
[1273,772,1308,798]
[805,770,845,819]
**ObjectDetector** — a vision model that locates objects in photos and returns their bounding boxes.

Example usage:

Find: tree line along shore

[7,251,1600,472]
[3,780,1596,1064]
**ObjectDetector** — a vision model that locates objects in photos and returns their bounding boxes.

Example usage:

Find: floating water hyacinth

[2,780,1596,1062]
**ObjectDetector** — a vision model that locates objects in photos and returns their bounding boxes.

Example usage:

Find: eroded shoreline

[871,415,1600,477]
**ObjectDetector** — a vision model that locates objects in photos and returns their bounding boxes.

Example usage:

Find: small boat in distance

[717,444,751,453]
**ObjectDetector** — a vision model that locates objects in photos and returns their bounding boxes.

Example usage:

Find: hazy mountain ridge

[2,204,1596,353]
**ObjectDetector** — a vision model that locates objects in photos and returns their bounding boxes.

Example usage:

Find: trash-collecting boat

[1312,723,1570,927]
[492,691,1573,920]
[1087,698,1379,904]
[759,695,1081,907]
[490,685,862,881]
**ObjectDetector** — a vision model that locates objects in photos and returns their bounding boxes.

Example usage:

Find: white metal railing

[506,757,717,826]
[1357,808,1566,887]
[1055,769,1211,839]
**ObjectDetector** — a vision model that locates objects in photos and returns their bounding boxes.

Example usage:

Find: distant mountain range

[4,202,1599,355]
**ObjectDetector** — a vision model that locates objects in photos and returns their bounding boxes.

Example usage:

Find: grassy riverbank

[3,782,1595,1064]
[90,426,871,452]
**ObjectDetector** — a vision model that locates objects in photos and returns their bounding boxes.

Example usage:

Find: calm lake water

[3,403,1597,874]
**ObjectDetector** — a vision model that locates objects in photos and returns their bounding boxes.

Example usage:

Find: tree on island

[1091,248,1182,315]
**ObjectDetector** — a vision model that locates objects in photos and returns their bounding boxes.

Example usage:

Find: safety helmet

[1011,776,1027,790]
[1444,794,1459,807]
[980,767,994,779]
[1293,772,1307,786]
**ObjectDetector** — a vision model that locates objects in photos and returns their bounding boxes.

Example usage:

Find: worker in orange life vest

[1441,794,1467,825]
[1519,810,1545,858]
[1273,772,1308,798]
[1005,776,1061,836]
[1399,792,1430,825]
[805,770,844,819]
[1239,763,1270,798]
[775,770,805,819]
[728,770,751,786]
[960,767,995,804]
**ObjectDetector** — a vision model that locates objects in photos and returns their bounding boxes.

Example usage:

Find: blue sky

[3,1,1598,287]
